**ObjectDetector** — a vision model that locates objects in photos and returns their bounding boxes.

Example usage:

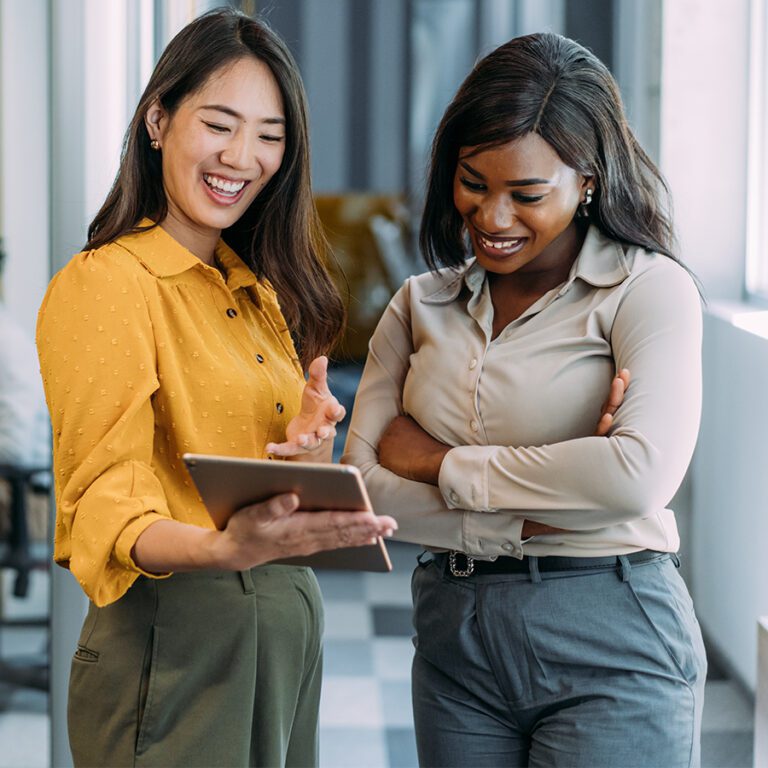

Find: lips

[201,173,251,205]
[474,229,528,258]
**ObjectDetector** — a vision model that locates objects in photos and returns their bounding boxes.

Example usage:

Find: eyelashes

[458,177,545,203]
[202,122,285,143]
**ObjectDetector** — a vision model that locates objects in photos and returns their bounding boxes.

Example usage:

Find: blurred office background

[0,0,766,766]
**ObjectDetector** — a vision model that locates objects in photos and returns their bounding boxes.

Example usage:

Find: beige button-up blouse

[343,226,702,559]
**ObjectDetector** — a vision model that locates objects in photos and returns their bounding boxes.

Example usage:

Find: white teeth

[203,174,246,195]
[480,235,521,250]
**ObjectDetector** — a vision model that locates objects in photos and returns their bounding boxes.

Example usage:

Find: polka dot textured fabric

[36,221,305,606]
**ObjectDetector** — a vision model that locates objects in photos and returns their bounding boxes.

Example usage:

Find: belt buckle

[449,551,475,577]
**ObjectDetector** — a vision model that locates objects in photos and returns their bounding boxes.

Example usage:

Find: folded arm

[344,262,700,550]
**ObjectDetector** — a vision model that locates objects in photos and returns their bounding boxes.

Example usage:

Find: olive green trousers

[68,565,324,768]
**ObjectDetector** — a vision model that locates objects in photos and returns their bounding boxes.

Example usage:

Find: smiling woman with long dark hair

[344,32,705,768]
[36,9,395,767]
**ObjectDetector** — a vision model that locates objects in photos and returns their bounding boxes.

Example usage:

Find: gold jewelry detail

[150,139,160,151]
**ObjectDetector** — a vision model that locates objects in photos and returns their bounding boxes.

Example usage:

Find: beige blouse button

[470,420,479,432]
[449,491,459,503]
[469,358,478,370]
[226,308,238,318]
[502,542,513,552]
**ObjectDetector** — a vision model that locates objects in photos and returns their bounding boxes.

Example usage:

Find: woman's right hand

[216,493,398,570]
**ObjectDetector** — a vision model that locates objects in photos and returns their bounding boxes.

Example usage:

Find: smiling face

[453,132,591,280]
[145,56,286,262]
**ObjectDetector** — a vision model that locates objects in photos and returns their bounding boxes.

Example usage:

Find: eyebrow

[199,104,286,125]
[459,160,550,187]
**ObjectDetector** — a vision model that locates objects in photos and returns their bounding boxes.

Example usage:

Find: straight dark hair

[87,8,344,367]
[421,32,678,270]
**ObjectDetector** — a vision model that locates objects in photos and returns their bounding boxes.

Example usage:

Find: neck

[159,208,220,265]
[490,220,587,297]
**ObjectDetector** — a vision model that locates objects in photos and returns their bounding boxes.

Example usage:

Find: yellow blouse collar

[117,219,259,292]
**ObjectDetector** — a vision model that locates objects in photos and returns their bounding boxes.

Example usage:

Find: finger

[246,493,298,522]
[305,511,397,535]
[265,441,308,457]
[594,411,613,437]
[306,356,330,393]
[603,375,626,414]
[268,431,333,454]
[318,396,345,424]
[316,424,338,441]
[618,368,631,394]
[320,520,394,550]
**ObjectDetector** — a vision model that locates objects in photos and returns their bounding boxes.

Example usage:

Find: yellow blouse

[36,222,305,606]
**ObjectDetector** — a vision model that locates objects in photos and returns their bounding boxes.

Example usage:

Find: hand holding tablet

[183,454,394,571]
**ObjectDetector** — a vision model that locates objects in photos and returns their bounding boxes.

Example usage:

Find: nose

[474,195,516,234]
[220,130,258,171]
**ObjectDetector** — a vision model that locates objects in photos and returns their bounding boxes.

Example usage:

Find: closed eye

[260,134,285,143]
[203,121,230,134]
[459,176,486,192]
[512,193,545,204]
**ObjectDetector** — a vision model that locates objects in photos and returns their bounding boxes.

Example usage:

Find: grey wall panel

[302,0,350,192]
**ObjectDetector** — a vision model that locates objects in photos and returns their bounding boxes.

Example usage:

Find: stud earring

[150,139,160,151]
[583,188,594,206]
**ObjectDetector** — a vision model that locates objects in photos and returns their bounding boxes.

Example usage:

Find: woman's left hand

[266,356,346,458]
[378,415,451,485]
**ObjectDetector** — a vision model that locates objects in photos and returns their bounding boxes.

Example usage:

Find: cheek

[268,148,285,177]
[532,196,580,234]
[452,185,471,218]
[163,144,204,191]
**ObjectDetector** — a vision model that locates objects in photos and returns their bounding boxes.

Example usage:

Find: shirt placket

[207,273,289,451]
[461,279,495,453]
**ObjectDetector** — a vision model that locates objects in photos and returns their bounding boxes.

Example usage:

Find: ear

[579,174,595,197]
[144,100,168,146]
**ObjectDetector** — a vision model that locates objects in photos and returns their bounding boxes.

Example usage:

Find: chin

[195,206,248,231]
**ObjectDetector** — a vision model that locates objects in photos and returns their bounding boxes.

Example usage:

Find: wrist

[198,528,231,570]
[409,445,451,485]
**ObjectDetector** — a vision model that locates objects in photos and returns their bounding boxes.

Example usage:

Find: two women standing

[37,8,704,768]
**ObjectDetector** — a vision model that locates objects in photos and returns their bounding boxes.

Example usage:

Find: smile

[478,235,525,250]
[475,233,528,257]
[203,173,248,198]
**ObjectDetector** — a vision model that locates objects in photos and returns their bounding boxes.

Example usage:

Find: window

[746,0,768,298]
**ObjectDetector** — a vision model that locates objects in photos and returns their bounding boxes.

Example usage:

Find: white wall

[660,0,766,692]
[695,308,768,690]
[0,0,49,336]
[660,0,750,301]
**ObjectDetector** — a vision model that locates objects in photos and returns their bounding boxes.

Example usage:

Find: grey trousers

[411,553,707,768]
[68,565,323,768]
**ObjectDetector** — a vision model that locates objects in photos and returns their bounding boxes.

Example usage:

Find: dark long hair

[87,8,343,367]
[421,32,677,270]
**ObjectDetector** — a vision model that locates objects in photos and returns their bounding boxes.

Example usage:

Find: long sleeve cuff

[462,511,526,559]
[439,445,498,511]
[114,513,174,577]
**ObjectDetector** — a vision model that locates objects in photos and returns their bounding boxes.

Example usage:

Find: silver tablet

[183,453,392,572]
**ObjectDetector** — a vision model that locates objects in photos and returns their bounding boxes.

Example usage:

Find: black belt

[436,549,670,578]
